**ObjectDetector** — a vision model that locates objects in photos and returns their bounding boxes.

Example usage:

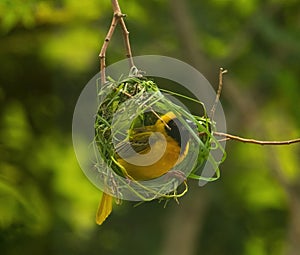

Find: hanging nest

[93,69,225,202]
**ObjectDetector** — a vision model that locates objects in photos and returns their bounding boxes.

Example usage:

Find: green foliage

[0,0,36,32]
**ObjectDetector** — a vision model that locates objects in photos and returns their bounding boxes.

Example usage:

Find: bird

[96,111,192,225]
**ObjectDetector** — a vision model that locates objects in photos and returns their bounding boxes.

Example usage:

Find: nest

[93,70,225,202]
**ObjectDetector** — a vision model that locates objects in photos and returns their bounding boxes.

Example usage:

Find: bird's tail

[96,192,113,225]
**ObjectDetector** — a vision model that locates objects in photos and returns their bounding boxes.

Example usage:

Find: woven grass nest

[93,69,225,202]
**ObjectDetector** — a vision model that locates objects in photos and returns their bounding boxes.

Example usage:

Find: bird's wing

[115,130,154,158]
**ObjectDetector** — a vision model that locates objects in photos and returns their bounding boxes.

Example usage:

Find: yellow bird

[96,112,191,225]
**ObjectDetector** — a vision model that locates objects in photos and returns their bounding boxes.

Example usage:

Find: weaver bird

[96,111,192,225]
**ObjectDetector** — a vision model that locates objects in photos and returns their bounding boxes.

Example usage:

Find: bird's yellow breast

[117,134,182,180]
[116,112,190,181]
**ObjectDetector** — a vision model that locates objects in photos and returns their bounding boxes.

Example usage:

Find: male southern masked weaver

[96,111,192,225]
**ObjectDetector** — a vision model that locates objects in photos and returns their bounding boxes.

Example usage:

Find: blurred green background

[0,0,299,254]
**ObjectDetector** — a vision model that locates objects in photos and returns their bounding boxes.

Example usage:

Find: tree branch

[209,68,227,119]
[214,132,300,145]
[99,13,120,84]
[111,0,121,13]
[99,0,135,85]
[120,18,135,67]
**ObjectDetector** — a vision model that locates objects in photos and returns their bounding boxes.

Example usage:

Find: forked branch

[210,69,300,145]
[99,0,135,85]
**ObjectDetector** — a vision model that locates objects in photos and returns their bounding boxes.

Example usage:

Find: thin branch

[214,132,300,145]
[99,0,135,85]
[210,68,227,119]
[99,13,120,84]
[111,0,121,13]
[111,0,134,66]
[120,18,135,67]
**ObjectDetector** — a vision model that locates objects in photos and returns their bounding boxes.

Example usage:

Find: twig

[111,0,121,12]
[120,18,135,67]
[210,68,227,119]
[99,0,135,85]
[99,13,120,84]
[214,132,300,145]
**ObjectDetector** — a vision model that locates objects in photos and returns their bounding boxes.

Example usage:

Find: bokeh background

[0,0,299,254]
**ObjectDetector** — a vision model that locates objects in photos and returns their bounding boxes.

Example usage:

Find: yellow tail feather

[96,193,113,225]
